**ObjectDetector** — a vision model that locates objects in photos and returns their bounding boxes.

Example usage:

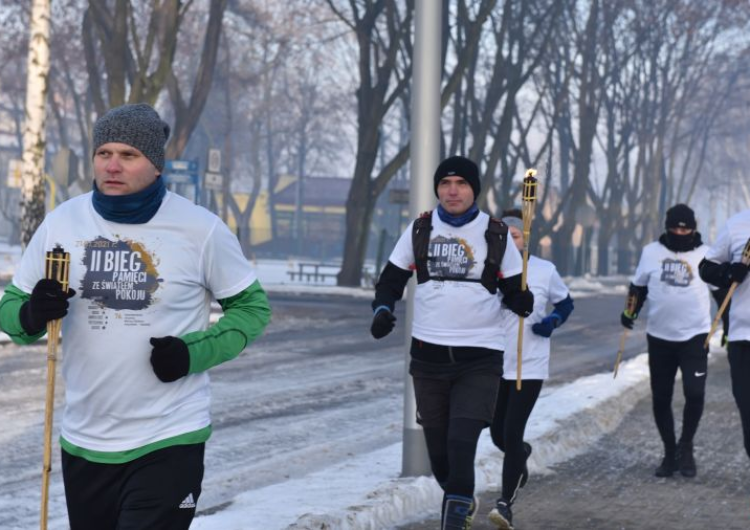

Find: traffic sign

[165,159,199,173]
[208,149,221,173]
[204,172,223,191]
[163,159,201,203]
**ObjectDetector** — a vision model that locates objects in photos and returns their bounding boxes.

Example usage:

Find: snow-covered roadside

[566,274,629,299]
[192,353,656,530]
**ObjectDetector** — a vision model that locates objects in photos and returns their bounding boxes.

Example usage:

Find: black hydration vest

[412,211,508,295]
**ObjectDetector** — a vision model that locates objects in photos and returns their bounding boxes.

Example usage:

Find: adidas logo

[179,493,196,509]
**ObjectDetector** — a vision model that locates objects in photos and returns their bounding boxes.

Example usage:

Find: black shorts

[62,442,205,530]
[413,368,502,428]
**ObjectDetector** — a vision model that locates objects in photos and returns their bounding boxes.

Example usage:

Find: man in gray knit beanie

[92,103,170,172]
[1,99,272,530]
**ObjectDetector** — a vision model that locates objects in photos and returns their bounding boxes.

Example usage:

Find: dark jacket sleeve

[497,273,523,297]
[628,283,648,315]
[551,295,574,325]
[699,258,731,288]
[372,261,412,312]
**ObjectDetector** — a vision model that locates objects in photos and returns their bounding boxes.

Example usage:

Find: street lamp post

[402,0,441,477]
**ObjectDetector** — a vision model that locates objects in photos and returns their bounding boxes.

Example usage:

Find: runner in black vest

[370,155,533,530]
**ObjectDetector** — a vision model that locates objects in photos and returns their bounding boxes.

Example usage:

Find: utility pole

[20,0,52,247]
[402,0,441,477]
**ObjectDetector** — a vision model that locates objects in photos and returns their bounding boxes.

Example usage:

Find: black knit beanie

[93,104,171,172]
[433,156,480,199]
[665,203,696,230]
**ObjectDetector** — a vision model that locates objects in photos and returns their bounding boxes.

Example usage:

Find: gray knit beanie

[92,103,170,172]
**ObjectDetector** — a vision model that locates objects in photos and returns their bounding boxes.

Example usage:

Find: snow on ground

[192,354,654,530]
[565,274,629,298]
[195,336,726,530]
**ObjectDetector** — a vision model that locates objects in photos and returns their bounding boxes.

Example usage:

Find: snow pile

[567,274,628,299]
[192,354,652,530]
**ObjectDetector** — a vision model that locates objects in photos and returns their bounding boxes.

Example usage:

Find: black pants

[490,378,543,502]
[412,356,501,500]
[647,333,708,452]
[62,443,205,530]
[414,374,497,499]
[728,341,750,459]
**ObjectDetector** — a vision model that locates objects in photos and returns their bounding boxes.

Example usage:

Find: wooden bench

[287,262,339,282]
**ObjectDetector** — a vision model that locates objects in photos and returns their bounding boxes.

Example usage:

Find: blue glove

[531,314,561,338]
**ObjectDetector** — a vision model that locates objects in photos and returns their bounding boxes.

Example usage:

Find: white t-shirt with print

[631,241,712,342]
[502,255,569,380]
[388,210,523,350]
[13,191,257,453]
[704,209,750,341]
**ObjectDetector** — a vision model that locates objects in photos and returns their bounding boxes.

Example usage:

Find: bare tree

[82,0,228,158]
[328,0,497,285]
[465,0,560,211]
[324,0,414,286]
[20,0,51,246]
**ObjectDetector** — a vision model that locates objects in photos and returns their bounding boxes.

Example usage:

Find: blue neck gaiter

[92,177,166,224]
[437,202,479,227]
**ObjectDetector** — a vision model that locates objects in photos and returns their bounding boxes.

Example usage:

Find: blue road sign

[165,159,199,173]
[163,159,201,203]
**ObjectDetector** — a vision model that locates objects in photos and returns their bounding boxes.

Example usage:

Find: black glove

[149,336,190,382]
[371,308,396,339]
[724,262,749,285]
[20,279,76,334]
[532,314,561,338]
[504,289,534,318]
[621,310,636,330]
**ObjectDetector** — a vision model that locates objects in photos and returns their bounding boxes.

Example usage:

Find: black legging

[422,417,485,498]
[647,333,708,452]
[728,341,750,459]
[490,378,543,502]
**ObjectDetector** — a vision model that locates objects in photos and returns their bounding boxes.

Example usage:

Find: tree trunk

[554,0,600,276]
[338,173,375,286]
[20,0,51,247]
